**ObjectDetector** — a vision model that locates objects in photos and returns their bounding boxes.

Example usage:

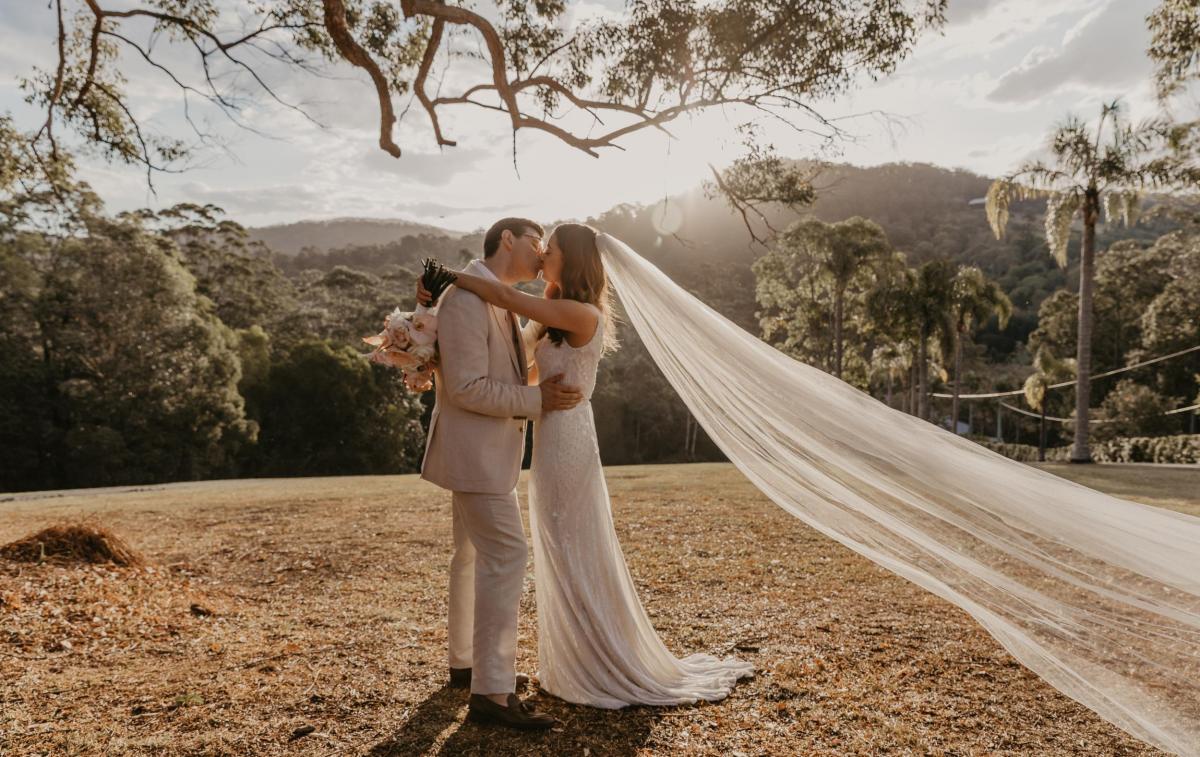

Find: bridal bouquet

[362,259,457,392]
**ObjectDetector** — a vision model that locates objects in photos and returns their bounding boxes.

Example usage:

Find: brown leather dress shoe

[467,693,556,730]
[448,668,530,689]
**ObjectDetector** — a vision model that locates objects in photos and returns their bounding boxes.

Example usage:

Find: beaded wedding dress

[528,304,754,708]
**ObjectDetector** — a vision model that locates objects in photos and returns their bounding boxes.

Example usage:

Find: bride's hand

[416,279,432,307]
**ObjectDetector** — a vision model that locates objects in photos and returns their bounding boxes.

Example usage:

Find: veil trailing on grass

[597,233,1200,755]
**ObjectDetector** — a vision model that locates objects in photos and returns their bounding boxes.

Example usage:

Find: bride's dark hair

[546,223,618,353]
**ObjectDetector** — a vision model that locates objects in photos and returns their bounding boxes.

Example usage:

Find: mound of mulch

[0,523,144,567]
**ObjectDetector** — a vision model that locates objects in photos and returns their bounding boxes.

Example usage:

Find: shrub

[1090,434,1200,464]
[972,435,1200,464]
[1091,380,1179,443]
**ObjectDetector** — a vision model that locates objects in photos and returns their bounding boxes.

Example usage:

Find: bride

[438,222,754,708]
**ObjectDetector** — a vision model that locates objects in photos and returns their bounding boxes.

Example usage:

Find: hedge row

[972,440,1071,463]
[973,435,1200,464]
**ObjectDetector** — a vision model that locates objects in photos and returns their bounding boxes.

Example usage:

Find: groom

[420,217,582,729]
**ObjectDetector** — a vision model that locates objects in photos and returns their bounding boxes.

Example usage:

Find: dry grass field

[2,462,1197,756]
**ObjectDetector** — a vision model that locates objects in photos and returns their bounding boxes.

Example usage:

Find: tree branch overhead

[21,0,948,182]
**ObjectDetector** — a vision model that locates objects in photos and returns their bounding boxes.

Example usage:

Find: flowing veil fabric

[597,233,1200,755]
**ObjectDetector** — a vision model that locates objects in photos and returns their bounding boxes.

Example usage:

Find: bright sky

[0,0,1168,231]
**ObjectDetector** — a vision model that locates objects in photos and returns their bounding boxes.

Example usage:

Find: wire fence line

[929,344,1200,400]
[996,401,1200,424]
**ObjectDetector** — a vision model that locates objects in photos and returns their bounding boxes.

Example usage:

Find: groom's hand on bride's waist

[540,373,583,412]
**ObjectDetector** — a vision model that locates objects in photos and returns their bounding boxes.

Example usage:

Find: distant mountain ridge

[247,163,1002,259]
[247,217,464,256]
[250,162,1185,325]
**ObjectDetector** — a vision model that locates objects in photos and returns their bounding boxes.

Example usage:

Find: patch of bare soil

[1,463,1192,756]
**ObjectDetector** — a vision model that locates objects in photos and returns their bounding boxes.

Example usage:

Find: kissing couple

[417,217,753,729]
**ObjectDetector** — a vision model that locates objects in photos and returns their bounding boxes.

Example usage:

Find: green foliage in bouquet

[421,258,458,306]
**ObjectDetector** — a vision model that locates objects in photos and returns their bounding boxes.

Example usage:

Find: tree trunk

[1039,406,1047,462]
[952,329,963,433]
[917,336,929,421]
[833,287,844,379]
[885,372,893,408]
[909,362,917,416]
[968,402,973,436]
[40,330,61,487]
[683,415,691,460]
[1071,192,1098,463]
[996,401,1003,440]
[683,415,699,460]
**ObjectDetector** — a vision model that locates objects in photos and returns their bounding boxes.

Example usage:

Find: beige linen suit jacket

[420,260,542,495]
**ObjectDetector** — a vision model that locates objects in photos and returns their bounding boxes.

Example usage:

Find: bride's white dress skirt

[529,312,753,709]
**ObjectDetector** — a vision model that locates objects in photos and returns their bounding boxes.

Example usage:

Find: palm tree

[947,267,1012,434]
[1023,348,1076,461]
[870,343,912,410]
[912,260,958,421]
[1148,0,1200,101]
[866,263,918,415]
[867,259,956,421]
[824,218,893,379]
[985,99,1199,462]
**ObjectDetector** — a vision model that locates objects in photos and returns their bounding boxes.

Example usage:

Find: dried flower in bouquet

[362,260,458,392]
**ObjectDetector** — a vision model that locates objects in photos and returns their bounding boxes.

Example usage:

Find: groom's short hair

[484,217,544,258]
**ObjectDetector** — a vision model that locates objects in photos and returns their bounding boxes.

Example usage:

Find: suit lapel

[491,305,522,378]
[468,261,523,379]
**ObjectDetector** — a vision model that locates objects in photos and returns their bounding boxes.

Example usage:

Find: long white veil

[597,232,1200,755]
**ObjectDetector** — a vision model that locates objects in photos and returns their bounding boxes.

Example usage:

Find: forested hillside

[282,162,1184,358]
[3,164,1194,491]
[247,217,462,257]
[242,162,1193,468]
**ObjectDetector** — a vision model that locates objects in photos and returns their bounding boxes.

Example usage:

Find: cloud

[176,182,328,216]
[898,0,1096,65]
[394,200,521,218]
[946,0,1003,26]
[987,0,1154,103]
[362,146,492,186]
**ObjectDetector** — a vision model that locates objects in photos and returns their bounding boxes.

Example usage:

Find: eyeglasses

[522,232,545,252]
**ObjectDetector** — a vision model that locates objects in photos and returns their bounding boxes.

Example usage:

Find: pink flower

[409,343,437,364]
[384,308,412,349]
[404,368,434,392]
[361,297,441,382]
[407,312,438,345]
[368,348,420,369]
